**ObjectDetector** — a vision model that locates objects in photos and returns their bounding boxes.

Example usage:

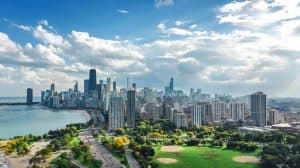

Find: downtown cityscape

[1,0,300,168]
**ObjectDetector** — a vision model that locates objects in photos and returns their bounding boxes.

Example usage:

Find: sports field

[154,146,260,168]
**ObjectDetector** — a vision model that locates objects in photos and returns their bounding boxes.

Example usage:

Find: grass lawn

[154,146,260,168]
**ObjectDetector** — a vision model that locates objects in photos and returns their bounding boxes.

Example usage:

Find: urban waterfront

[0,104,90,139]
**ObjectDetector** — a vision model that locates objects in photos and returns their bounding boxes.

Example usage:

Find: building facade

[127,89,136,129]
[109,96,125,131]
[251,92,267,127]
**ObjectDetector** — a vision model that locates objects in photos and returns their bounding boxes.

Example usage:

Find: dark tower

[88,69,97,91]
[27,88,33,105]
[113,81,117,92]
[127,90,136,129]
[169,77,174,94]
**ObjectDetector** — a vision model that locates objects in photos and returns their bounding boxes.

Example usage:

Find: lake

[0,105,90,139]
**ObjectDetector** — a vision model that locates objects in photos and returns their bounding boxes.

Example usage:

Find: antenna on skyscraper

[127,77,129,89]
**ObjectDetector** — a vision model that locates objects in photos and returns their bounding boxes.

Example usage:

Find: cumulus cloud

[2,0,300,97]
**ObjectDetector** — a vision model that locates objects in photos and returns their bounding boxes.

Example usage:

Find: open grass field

[154,146,260,168]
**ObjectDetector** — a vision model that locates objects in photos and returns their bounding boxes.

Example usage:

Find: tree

[140,145,155,158]
[115,128,125,136]
[230,133,242,141]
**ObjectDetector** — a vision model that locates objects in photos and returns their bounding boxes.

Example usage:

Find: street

[125,145,140,168]
[79,129,122,168]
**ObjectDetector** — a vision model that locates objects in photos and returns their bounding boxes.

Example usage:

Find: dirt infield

[232,156,260,164]
[161,145,183,153]
[156,158,178,164]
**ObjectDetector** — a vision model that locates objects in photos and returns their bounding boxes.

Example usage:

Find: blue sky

[1,0,300,97]
[1,0,226,43]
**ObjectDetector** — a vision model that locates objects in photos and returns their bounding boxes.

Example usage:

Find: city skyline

[1,0,300,97]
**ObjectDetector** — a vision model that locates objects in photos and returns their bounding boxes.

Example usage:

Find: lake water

[0,105,90,139]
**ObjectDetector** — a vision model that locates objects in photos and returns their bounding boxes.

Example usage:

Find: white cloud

[14,24,32,31]
[175,20,188,26]
[155,0,174,8]
[116,9,129,14]
[33,25,70,48]
[157,23,192,36]
[3,4,300,96]
[218,0,300,27]
[189,24,197,29]
[38,19,48,26]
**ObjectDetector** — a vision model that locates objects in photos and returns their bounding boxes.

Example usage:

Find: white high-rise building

[145,102,162,121]
[143,87,154,103]
[267,109,280,125]
[109,96,125,131]
[229,103,247,121]
[211,101,227,122]
[173,112,188,128]
[192,102,203,127]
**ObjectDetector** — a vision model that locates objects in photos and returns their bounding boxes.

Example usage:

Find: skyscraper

[109,96,125,131]
[251,92,267,127]
[127,89,136,129]
[113,81,117,92]
[84,79,89,94]
[132,83,136,90]
[106,77,112,93]
[88,69,97,91]
[211,101,227,122]
[229,103,246,121]
[169,77,174,94]
[51,83,55,92]
[192,102,203,127]
[27,88,33,105]
[74,81,78,92]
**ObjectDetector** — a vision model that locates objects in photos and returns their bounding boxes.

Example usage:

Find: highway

[79,129,122,168]
[125,145,140,168]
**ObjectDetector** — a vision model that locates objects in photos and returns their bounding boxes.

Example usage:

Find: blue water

[0,105,90,139]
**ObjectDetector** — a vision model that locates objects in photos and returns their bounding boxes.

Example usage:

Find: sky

[0,0,300,97]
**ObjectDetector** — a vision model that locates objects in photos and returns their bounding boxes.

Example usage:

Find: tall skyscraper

[109,96,125,131]
[169,77,174,94]
[84,79,89,94]
[51,83,55,91]
[106,77,112,93]
[88,69,97,91]
[127,89,136,129]
[132,83,136,90]
[74,81,78,92]
[27,88,33,105]
[251,92,267,127]
[113,81,117,92]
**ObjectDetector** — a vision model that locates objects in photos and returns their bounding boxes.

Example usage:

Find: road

[125,146,140,168]
[79,129,122,168]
